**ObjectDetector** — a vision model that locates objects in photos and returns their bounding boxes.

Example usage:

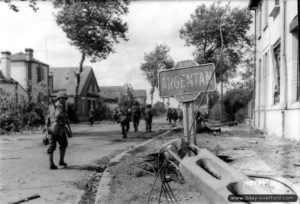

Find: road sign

[158,62,216,102]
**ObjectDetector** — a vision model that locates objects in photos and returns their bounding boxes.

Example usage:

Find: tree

[140,44,174,105]
[179,3,252,83]
[3,0,39,12]
[230,41,254,90]
[54,0,130,119]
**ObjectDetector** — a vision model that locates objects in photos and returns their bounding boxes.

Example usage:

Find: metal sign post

[182,101,196,147]
[158,60,216,147]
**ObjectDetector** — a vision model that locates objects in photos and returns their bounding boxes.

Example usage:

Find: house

[50,66,100,121]
[100,85,134,109]
[132,89,147,105]
[248,0,299,140]
[0,49,49,103]
[0,51,28,105]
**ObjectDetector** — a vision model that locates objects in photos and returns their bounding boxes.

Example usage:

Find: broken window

[293,29,299,100]
[271,41,281,104]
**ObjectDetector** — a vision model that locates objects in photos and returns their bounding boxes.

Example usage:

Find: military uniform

[47,92,69,170]
[132,104,141,132]
[89,107,95,126]
[120,107,130,138]
[144,105,153,132]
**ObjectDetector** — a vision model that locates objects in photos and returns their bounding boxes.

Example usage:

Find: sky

[0,0,250,106]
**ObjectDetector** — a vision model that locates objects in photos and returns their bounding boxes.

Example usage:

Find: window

[258,3,262,38]
[271,41,281,104]
[263,0,269,30]
[270,0,280,19]
[263,52,269,105]
[37,66,44,83]
[292,28,299,100]
[258,59,262,106]
[289,16,299,100]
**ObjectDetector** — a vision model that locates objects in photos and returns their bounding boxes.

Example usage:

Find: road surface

[0,120,159,204]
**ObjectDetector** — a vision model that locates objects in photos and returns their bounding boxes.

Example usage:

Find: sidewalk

[195,124,300,193]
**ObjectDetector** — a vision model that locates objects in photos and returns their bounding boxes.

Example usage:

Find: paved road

[0,120,160,204]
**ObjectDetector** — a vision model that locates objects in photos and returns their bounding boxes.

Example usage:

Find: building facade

[0,49,49,103]
[132,89,147,105]
[249,0,299,140]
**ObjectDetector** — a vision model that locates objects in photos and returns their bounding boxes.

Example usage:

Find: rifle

[9,194,40,204]
[50,96,73,138]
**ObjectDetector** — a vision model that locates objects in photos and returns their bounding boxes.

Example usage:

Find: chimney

[25,48,33,61]
[1,51,11,80]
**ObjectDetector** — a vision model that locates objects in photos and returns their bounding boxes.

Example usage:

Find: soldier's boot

[59,149,67,167]
[49,153,57,170]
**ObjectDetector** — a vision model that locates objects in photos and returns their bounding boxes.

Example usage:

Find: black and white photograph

[0,0,299,203]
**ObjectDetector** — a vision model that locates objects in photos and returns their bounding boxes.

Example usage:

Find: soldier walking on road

[89,106,95,126]
[120,106,130,138]
[144,104,153,133]
[132,102,141,132]
[167,108,172,125]
[47,92,72,170]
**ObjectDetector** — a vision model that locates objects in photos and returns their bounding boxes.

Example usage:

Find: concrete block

[164,141,297,204]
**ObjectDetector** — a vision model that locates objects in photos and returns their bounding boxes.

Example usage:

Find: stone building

[249,0,299,140]
[0,49,49,103]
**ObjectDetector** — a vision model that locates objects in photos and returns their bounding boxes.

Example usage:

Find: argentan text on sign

[158,63,216,98]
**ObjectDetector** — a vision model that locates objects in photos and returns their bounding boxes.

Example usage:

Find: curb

[94,130,171,204]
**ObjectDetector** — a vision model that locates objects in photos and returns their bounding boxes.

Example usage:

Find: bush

[0,94,48,134]
[94,103,110,120]
[209,103,222,120]
[234,108,247,123]
[153,101,166,116]
[223,88,252,122]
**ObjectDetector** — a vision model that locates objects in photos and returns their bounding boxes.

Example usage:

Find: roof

[50,66,96,96]
[10,52,49,66]
[248,0,260,10]
[132,89,147,98]
[100,86,125,99]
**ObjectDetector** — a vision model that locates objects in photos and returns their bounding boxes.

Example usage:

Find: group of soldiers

[45,92,154,170]
[113,102,153,138]
[166,107,183,125]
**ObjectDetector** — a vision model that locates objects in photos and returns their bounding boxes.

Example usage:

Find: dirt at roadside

[107,141,203,204]
[106,123,300,204]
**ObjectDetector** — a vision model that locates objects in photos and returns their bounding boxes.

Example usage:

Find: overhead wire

[187,1,231,143]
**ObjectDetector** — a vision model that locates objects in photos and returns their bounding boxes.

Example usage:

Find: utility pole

[220,50,224,121]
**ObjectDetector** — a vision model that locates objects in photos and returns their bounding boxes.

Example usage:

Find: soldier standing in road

[47,92,71,170]
[144,104,153,133]
[132,102,141,132]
